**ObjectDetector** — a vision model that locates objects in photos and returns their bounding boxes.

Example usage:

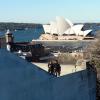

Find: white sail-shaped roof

[64,24,84,35]
[64,28,75,35]
[72,24,84,36]
[78,31,84,36]
[83,30,92,36]
[65,19,73,27]
[42,17,92,38]
[43,25,51,33]
[50,21,57,34]
[56,16,71,35]
[77,30,92,37]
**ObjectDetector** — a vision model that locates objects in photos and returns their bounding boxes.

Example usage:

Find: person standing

[54,60,61,77]
[48,60,55,75]
[48,61,52,73]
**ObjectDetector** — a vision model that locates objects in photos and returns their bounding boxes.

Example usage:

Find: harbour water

[0,28,44,42]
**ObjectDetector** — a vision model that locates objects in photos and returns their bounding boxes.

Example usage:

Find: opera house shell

[40,17,94,40]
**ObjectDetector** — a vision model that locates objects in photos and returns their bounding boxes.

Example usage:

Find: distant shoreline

[0,22,100,31]
[0,23,42,31]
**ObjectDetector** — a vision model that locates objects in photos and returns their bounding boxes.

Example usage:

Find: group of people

[48,60,61,77]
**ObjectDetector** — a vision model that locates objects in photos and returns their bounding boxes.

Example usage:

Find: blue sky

[0,0,100,23]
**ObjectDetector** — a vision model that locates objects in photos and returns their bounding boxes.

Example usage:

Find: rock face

[0,49,96,100]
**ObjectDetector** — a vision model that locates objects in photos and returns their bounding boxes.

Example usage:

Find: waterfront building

[40,17,94,40]
[3,30,47,62]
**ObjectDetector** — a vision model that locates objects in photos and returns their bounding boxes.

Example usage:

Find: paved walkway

[32,62,86,76]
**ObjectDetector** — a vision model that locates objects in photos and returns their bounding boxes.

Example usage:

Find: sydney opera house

[40,17,94,40]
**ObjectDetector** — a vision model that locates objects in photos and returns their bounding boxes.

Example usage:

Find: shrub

[57,53,77,64]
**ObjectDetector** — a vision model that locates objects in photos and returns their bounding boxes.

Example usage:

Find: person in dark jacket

[48,61,52,73]
[50,62,55,75]
[54,60,61,77]
[48,60,55,75]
